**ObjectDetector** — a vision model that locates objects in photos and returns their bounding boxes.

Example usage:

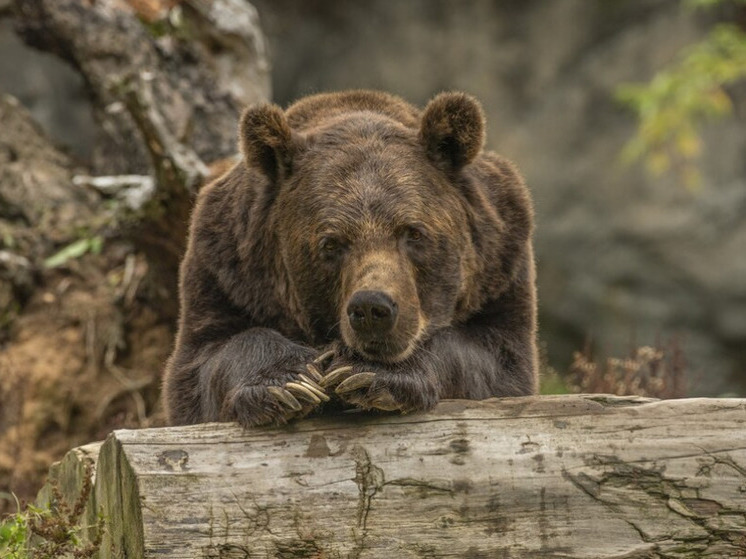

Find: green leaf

[686,0,746,9]
[43,236,104,269]
[89,235,103,255]
[616,22,746,186]
[540,374,570,395]
[0,513,27,554]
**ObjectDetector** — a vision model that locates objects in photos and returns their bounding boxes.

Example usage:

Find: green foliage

[685,0,746,7]
[43,236,103,269]
[539,370,571,395]
[0,503,94,559]
[0,464,103,559]
[0,505,27,558]
[0,492,26,559]
[616,21,746,189]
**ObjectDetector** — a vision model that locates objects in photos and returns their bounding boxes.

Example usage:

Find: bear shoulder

[472,151,534,239]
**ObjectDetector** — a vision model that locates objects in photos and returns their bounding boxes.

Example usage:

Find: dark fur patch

[239,104,296,182]
[420,92,485,171]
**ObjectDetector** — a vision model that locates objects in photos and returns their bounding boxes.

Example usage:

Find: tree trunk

[38,395,746,558]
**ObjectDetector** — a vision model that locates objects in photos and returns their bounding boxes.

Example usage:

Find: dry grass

[567,337,687,399]
[0,462,103,558]
[27,462,103,558]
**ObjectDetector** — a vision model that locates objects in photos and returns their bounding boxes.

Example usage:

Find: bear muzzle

[347,290,398,336]
[339,249,425,362]
[342,288,421,363]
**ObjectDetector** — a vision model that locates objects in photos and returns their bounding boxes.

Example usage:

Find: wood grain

[39,395,746,558]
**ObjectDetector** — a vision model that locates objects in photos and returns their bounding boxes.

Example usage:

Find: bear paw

[320,363,438,414]
[227,364,331,428]
[271,369,330,409]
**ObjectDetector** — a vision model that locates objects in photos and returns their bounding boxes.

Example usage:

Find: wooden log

[38,395,746,558]
[35,442,103,546]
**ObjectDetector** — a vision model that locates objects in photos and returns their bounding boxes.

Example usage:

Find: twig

[73,174,156,212]
[117,71,209,198]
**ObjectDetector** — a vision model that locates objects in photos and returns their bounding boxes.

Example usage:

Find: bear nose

[347,290,398,335]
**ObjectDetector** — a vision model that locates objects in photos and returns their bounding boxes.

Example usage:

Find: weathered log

[38,395,746,558]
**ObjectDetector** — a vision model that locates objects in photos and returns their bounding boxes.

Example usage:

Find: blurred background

[1,0,745,511]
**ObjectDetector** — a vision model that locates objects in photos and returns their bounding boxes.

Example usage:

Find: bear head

[239,92,495,364]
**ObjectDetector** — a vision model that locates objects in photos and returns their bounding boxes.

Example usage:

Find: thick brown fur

[163,89,538,427]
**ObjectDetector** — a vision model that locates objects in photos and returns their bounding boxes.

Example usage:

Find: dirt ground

[0,251,172,513]
[0,96,173,513]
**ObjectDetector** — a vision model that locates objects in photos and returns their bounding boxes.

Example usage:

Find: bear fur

[163,90,538,427]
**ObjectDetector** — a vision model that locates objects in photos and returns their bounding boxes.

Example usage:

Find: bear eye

[320,236,344,255]
[403,226,425,243]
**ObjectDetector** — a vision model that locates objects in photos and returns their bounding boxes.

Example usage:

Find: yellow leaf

[676,132,702,158]
[707,88,733,115]
[646,151,671,176]
[682,166,703,191]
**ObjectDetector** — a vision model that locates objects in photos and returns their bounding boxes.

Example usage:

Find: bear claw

[296,376,330,401]
[335,372,376,394]
[305,363,324,382]
[366,391,401,412]
[320,365,354,388]
[285,381,324,404]
[313,350,336,366]
[267,386,302,412]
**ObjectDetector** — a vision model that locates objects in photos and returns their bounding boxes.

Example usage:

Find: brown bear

[163,90,538,427]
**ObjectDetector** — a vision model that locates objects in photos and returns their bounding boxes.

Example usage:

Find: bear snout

[347,290,399,335]
[342,287,422,362]
[339,250,424,362]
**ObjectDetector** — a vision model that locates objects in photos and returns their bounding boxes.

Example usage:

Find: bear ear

[419,92,486,172]
[239,104,297,182]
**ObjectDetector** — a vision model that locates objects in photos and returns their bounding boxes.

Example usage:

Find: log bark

[37,395,746,558]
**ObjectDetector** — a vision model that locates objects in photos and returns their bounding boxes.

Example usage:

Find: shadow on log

[38,395,746,558]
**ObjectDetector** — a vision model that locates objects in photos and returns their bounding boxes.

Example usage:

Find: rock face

[251,0,746,396]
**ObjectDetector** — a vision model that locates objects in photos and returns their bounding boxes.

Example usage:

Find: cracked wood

[38,395,746,558]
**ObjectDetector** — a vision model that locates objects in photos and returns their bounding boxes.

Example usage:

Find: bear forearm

[164,328,318,424]
[426,326,538,399]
